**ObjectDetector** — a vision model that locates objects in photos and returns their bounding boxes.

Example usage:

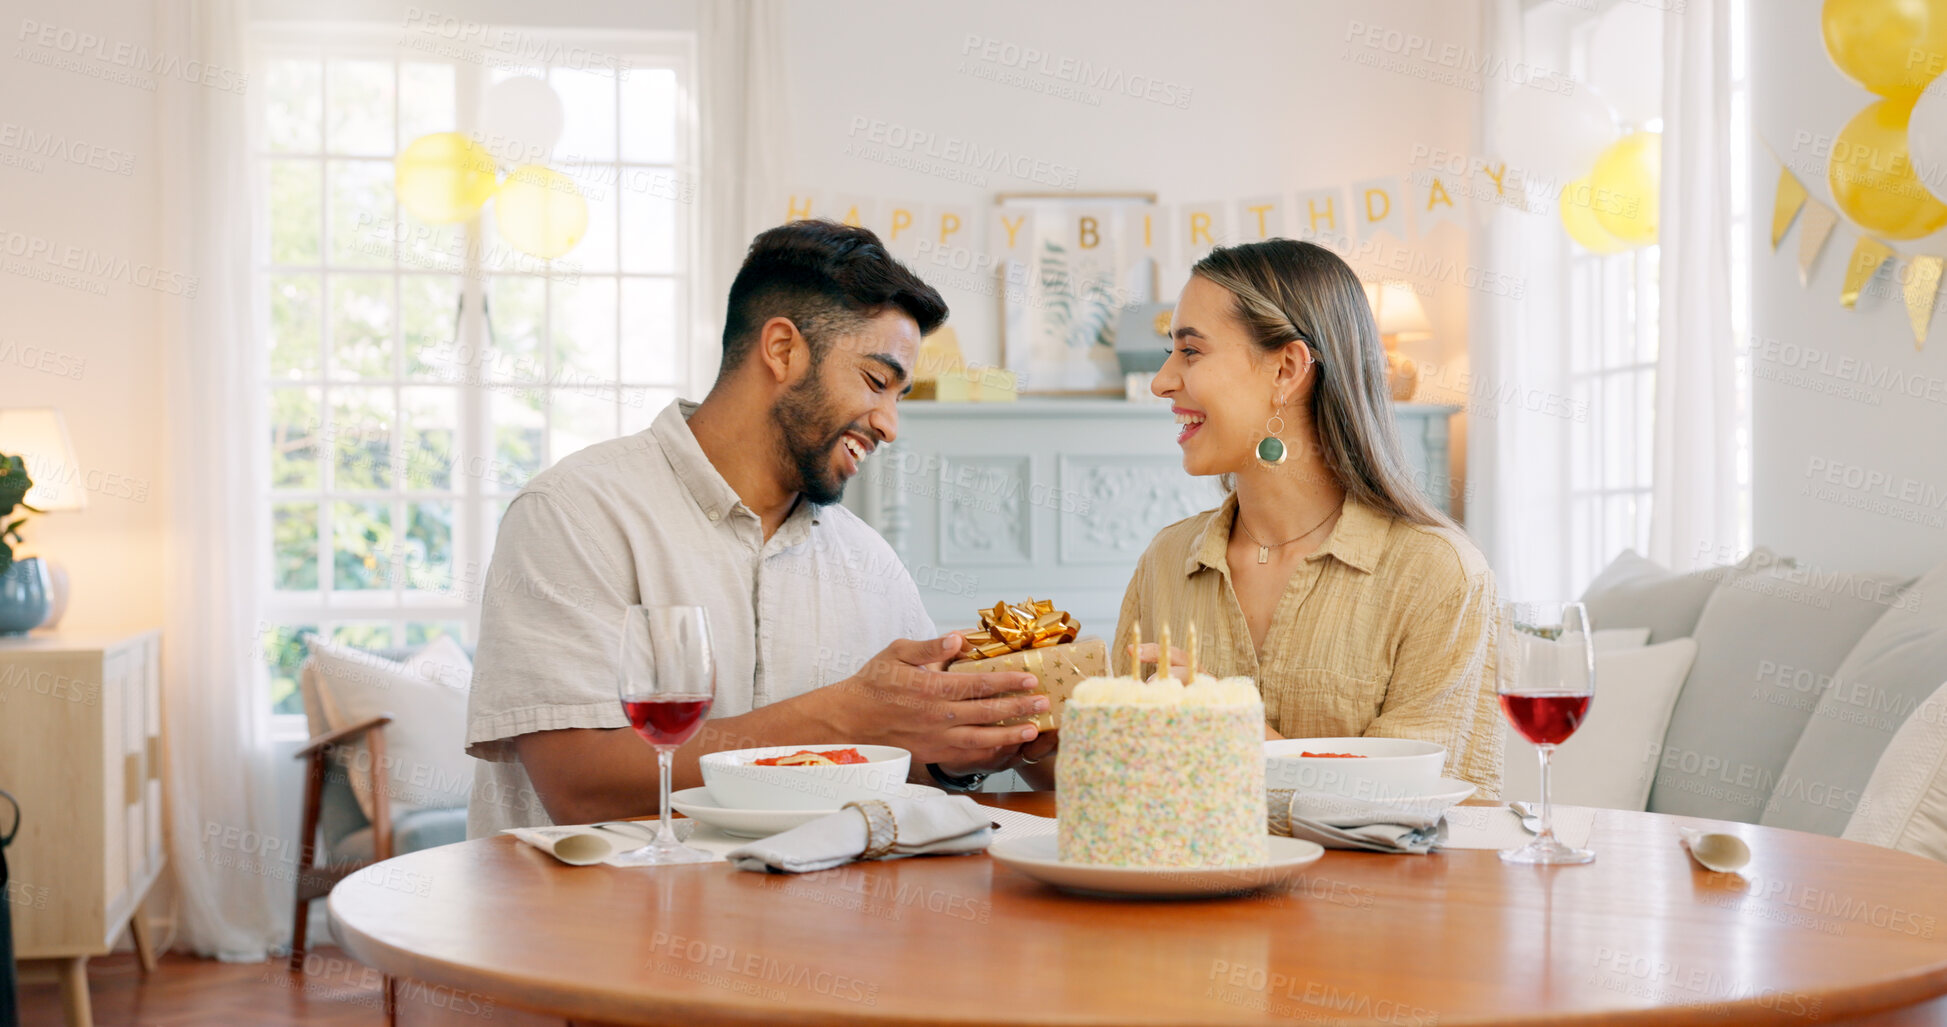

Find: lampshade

[1364,281,1432,341]
[0,408,86,512]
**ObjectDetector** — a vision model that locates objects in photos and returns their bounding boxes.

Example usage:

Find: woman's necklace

[1237,505,1338,564]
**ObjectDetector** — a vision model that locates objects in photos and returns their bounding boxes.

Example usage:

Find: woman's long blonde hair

[1193,238,1451,528]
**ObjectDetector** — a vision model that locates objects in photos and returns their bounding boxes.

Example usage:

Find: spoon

[1679,826,1751,873]
[1509,801,1545,834]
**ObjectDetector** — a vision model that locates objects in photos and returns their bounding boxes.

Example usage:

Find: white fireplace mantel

[841,398,1459,633]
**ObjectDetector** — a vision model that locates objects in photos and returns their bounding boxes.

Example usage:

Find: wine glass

[1496,600,1596,865]
[614,604,717,866]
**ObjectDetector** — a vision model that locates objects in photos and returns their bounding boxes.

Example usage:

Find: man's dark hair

[718,220,948,379]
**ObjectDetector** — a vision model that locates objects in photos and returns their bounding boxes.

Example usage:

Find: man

[465,220,1048,835]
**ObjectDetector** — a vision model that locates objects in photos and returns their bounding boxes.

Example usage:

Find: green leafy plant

[0,452,37,578]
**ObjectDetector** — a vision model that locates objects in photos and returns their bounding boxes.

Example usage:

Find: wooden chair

[289,652,469,1024]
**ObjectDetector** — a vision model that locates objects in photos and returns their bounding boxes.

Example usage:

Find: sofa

[1500,545,1947,862]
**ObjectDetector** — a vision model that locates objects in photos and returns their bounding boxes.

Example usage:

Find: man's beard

[773,368,854,507]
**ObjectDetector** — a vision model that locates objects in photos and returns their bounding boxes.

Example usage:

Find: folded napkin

[505,818,748,866]
[726,795,995,874]
[1269,789,1447,854]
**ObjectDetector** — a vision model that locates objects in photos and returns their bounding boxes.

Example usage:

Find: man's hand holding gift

[943,598,1113,781]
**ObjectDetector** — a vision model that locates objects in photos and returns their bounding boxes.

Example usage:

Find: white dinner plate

[668,784,944,838]
[989,834,1325,899]
[1284,776,1478,823]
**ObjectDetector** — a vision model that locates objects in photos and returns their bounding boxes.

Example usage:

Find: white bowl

[699,745,913,811]
[1263,737,1446,800]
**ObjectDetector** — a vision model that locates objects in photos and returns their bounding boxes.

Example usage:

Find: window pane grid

[259,36,692,714]
[1566,236,1657,587]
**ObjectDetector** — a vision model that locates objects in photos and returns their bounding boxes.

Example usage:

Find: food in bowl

[700,744,912,811]
[752,748,869,766]
[1264,737,1445,800]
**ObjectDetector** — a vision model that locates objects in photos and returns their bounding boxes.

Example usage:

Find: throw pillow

[1766,554,1947,835]
[1844,678,1947,863]
[1501,638,1698,811]
[1580,549,1745,643]
[310,636,476,818]
[1593,628,1652,652]
[1646,559,1906,822]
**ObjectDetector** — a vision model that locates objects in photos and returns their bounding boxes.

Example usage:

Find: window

[1565,233,1660,589]
[255,28,694,716]
[1554,0,1753,591]
[1560,7,1662,591]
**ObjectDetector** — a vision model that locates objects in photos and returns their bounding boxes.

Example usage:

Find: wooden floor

[16,947,559,1027]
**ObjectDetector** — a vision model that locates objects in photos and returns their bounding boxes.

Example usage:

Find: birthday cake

[1055,672,1267,867]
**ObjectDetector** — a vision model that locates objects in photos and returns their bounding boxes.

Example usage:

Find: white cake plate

[989,834,1325,899]
[669,784,943,838]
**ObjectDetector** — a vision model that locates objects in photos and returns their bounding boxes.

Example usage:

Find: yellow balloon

[1589,132,1660,246]
[394,133,497,225]
[1829,98,1947,239]
[1823,0,1947,101]
[1560,176,1631,254]
[494,166,589,260]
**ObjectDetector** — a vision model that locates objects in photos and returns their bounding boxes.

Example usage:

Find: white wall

[0,0,165,633]
[780,0,1481,371]
[1751,1,1947,575]
[0,0,1487,635]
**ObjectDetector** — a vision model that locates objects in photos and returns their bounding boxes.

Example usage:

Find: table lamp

[1364,281,1431,401]
[0,408,85,629]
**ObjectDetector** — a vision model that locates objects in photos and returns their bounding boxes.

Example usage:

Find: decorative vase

[1385,348,1419,402]
[0,557,50,635]
[41,559,69,629]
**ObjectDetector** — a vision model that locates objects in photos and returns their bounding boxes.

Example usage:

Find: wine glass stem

[654,746,678,845]
[1536,743,1557,844]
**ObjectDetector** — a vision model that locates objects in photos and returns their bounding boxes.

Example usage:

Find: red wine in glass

[615,605,718,866]
[1497,600,1597,866]
[1500,693,1593,746]
[625,696,714,748]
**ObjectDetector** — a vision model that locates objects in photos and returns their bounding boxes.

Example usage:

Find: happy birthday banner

[777,165,1493,268]
[1769,150,1942,351]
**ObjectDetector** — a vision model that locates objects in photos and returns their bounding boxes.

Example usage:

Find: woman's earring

[1256,412,1287,467]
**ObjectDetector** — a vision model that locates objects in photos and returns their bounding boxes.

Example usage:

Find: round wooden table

[330,794,1947,1026]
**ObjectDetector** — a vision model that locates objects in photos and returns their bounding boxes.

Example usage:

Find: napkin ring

[845,800,898,859]
[1267,789,1297,838]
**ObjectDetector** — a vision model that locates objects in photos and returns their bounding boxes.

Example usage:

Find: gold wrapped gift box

[944,598,1108,731]
[948,636,1109,731]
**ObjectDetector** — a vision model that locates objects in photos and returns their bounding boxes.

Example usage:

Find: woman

[1019,239,1502,796]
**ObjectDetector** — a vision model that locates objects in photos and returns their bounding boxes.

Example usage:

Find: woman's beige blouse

[1113,492,1505,797]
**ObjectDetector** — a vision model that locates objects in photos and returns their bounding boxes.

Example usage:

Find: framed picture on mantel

[995,192,1160,396]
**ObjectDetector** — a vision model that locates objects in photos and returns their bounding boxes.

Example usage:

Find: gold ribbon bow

[960,598,1080,660]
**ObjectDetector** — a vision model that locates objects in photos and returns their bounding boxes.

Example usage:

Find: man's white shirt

[465,399,935,836]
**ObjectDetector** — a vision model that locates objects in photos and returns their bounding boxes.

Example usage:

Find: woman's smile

[1173,406,1206,445]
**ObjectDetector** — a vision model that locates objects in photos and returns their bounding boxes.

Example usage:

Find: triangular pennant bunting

[1772,167,1808,250]
[1841,237,1894,309]
[1905,255,1943,350]
[1797,199,1839,286]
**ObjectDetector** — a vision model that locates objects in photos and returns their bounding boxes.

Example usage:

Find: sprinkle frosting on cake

[1057,674,1267,867]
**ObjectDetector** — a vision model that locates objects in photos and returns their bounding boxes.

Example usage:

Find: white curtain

[1648,0,1740,569]
[1467,0,1577,603]
[157,0,283,960]
[694,0,792,395]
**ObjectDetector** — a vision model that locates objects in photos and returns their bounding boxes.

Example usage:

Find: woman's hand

[1129,642,1192,677]
[1014,728,1060,789]
[1019,729,1059,764]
